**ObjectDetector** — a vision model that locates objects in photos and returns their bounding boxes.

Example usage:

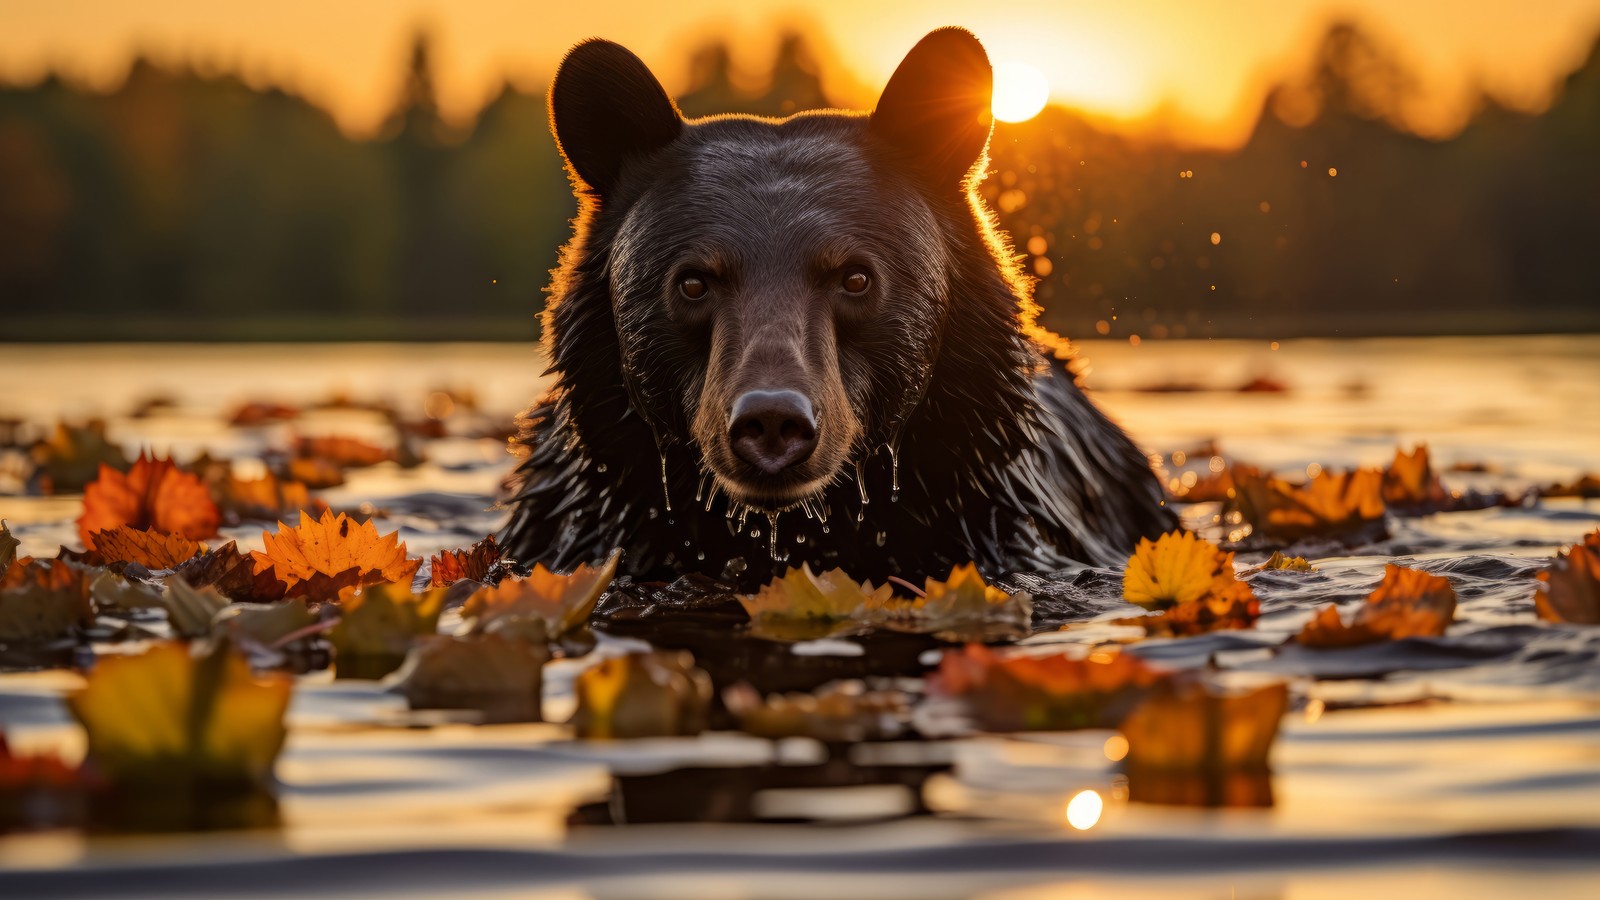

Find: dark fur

[500,29,1174,584]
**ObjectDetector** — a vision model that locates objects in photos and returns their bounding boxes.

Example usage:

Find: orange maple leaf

[1296,563,1457,647]
[1230,465,1386,542]
[77,454,221,550]
[250,510,419,599]
[89,526,204,570]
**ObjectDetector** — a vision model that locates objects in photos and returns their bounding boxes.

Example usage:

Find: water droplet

[875,531,887,547]
[796,533,806,544]
[887,444,901,493]
[765,511,781,560]
[821,525,830,534]
[696,551,706,561]
[647,507,660,520]
[596,463,608,473]
[750,528,762,538]
[856,458,870,506]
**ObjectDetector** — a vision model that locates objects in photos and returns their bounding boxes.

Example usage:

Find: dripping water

[765,511,781,560]
[659,454,672,512]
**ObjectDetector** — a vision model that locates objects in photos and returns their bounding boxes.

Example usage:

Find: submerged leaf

[65,641,292,785]
[1295,564,1457,647]
[571,650,712,740]
[929,644,1168,732]
[1534,535,1600,625]
[250,510,420,601]
[77,454,220,550]
[1120,679,1289,772]
[462,550,618,639]
[737,564,892,641]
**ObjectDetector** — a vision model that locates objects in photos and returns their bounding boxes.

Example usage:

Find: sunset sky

[4,0,1598,146]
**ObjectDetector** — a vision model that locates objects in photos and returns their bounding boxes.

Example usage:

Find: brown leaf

[29,421,129,494]
[0,558,93,642]
[1534,537,1600,625]
[227,401,299,426]
[1296,563,1457,647]
[249,510,420,600]
[88,526,204,570]
[571,650,712,739]
[77,453,220,550]
[292,435,393,469]
[172,541,288,604]
[390,633,547,721]
[724,681,910,742]
[429,535,506,588]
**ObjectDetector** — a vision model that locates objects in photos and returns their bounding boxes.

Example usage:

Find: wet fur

[500,36,1174,584]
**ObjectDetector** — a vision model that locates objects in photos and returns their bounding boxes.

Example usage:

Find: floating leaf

[1230,465,1386,543]
[89,570,165,612]
[0,520,18,577]
[285,457,346,489]
[77,454,220,550]
[571,651,712,739]
[390,633,547,721]
[65,641,291,786]
[737,564,892,641]
[1119,531,1259,635]
[429,535,509,588]
[462,550,618,639]
[1382,444,1450,508]
[329,583,447,669]
[0,558,92,642]
[724,681,910,742]
[929,644,1168,732]
[1296,564,1457,647]
[250,510,420,601]
[1534,536,1600,625]
[215,472,314,521]
[868,564,1033,642]
[1249,550,1317,573]
[88,526,204,570]
[227,401,298,426]
[215,601,318,650]
[29,421,129,494]
[162,578,232,639]
[1120,679,1289,772]
[292,435,392,469]
[172,541,289,604]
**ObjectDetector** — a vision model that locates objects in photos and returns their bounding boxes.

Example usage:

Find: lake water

[1,335,1598,898]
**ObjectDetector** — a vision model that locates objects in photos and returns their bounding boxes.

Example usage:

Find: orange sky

[4,0,1598,146]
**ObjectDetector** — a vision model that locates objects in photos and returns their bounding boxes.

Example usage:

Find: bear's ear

[870,28,993,185]
[549,39,682,195]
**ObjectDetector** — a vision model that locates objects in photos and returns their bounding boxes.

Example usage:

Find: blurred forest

[1,22,1598,341]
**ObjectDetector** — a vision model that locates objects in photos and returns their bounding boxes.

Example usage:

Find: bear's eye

[677,274,709,300]
[841,268,871,295]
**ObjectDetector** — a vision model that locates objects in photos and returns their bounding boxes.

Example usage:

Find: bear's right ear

[549,40,682,195]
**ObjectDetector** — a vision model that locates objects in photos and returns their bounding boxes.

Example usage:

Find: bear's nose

[728,390,818,474]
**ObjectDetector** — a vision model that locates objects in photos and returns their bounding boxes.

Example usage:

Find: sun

[991,60,1050,123]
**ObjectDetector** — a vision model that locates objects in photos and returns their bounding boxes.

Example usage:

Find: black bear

[500,28,1174,584]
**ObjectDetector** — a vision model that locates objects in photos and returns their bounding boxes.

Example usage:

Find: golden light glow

[1103,734,1130,761]
[1065,789,1104,830]
[991,60,1050,123]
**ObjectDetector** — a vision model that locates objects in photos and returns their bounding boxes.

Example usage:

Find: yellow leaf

[868,563,1032,641]
[330,582,448,662]
[462,550,619,638]
[571,651,711,739]
[65,641,291,785]
[736,564,891,641]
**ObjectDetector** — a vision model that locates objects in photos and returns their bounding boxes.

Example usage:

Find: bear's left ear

[870,28,993,185]
[549,39,682,195]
